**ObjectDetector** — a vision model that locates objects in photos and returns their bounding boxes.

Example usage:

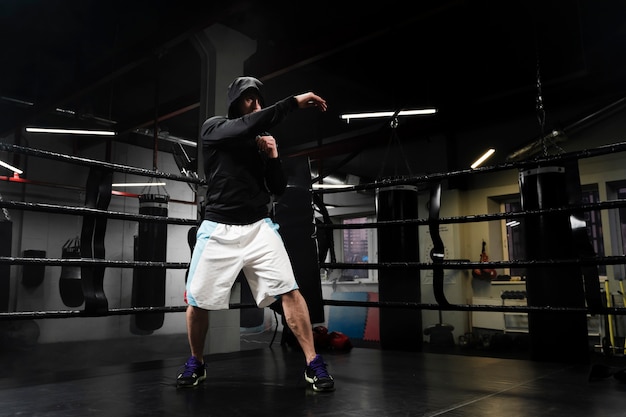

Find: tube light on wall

[25,127,117,136]
[311,183,355,190]
[0,159,23,175]
[470,148,495,169]
[340,108,437,123]
[111,182,166,187]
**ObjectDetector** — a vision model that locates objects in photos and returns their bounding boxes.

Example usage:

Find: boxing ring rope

[1,139,625,337]
[0,140,204,320]
[5,302,625,322]
[315,140,626,196]
[0,142,205,184]
[0,200,198,224]
[312,139,626,342]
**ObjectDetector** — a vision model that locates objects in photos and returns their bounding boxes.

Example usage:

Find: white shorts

[185,218,298,310]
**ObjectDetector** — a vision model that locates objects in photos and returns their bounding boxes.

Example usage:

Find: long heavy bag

[272,156,325,324]
[519,165,588,363]
[59,237,83,307]
[131,194,168,333]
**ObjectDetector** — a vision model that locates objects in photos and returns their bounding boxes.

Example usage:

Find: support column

[192,23,257,354]
[0,221,11,311]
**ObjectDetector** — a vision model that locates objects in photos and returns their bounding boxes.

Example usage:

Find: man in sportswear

[177,76,335,392]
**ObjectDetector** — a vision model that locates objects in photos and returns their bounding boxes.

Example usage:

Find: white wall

[0,137,196,343]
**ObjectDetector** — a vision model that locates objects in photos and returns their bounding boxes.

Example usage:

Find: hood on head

[227,76,264,118]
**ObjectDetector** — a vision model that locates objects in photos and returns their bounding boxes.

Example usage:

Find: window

[338,216,377,282]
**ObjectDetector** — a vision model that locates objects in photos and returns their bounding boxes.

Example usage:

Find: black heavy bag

[22,249,46,288]
[239,270,264,329]
[519,165,588,363]
[272,156,325,324]
[131,194,168,333]
[376,183,422,351]
[59,237,83,307]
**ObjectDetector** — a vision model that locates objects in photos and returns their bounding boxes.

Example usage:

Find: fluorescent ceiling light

[311,174,359,189]
[112,182,166,187]
[55,107,75,116]
[505,220,520,227]
[25,127,116,136]
[311,183,355,189]
[470,148,495,169]
[133,128,196,148]
[340,108,437,123]
[0,159,23,174]
[1,96,34,106]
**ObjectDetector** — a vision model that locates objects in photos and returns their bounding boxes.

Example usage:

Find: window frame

[334,215,378,283]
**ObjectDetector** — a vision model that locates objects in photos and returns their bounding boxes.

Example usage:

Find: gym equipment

[424,310,455,348]
[428,182,448,307]
[565,161,603,311]
[472,240,498,280]
[131,194,169,333]
[80,167,112,313]
[272,156,325,323]
[59,237,83,307]
[377,182,421,351]
[519,165,589,363]
[22,249,46,288]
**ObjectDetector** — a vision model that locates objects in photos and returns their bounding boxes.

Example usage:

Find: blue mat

[327,292,369,339]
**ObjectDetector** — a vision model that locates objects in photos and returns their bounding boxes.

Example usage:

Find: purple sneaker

[176,356,207,388]
[304,354,335,391]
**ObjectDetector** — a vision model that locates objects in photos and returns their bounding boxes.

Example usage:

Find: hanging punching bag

[376,182,422,351]
[273,156,325,323]
[519,165,589,363]
[131,194,169,333]
[59,237,83,307]
[22,249,46,288]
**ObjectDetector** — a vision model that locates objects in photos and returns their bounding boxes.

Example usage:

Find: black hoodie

[199,76,297,224]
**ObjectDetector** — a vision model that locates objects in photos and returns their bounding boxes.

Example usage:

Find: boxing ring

[2,141,626,344]
[2,138,626,416]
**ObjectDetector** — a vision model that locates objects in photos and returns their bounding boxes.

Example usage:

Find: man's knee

[280,289,301,303]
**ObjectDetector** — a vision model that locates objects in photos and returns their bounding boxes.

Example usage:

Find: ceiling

[2,0,626,184]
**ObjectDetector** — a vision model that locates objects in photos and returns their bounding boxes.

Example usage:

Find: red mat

[363,292,380,341]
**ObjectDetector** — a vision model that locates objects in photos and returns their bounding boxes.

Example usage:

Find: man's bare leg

[177,305,209,387]
[186,305,209,362]
[280,289,317,364]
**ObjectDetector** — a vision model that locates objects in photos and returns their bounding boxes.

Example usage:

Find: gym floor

[2,330,626,417]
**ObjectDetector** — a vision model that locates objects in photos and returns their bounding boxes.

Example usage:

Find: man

[177,76,334,392]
